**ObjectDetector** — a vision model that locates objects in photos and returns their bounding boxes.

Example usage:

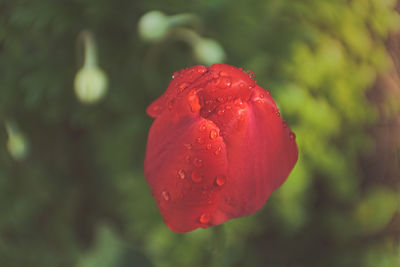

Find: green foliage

[0,0,399,266]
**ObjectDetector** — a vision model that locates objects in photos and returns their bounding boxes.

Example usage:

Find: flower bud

[5,121,29,161]
[193,38,226,65]
[74,31,108,104]
[138,11,170,42]
[74,67,108,104]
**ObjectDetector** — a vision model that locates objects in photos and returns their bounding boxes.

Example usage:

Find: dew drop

[215,175,226,186]
[219,71,229,76]
[172,71,179,79]
[247,70,255,79]
[289,132,296,141]
[199,213,211,224]
[225,105,232,110]
[161,190,170,201]
[178,82,189,92]
[214,147,222,155]
[168,100,174,110]
[198,66,207,73]
[217,97,225,103]
[282,121,288,128]
[177,169,186,179]
[199,124,207,132]
[217,109,225,116]
[193,157,203,168]
[275,110,281,117]
[218,77,231,89]
[206,143,212,150]
[234,98,244,107]
[196,137,205,144]
[236,110,245,120]
[184,143,193,150]
[191,170,203,183]
[210,129,218,140]
[260,94,264,98]
[239,83,246,89]
[187,90,201,112]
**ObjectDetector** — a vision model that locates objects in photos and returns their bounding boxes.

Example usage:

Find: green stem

[172,27,202,46]
[169,13,200,28]
[81,31,97,68]
[211,225,226,267]
[4,120,16,136]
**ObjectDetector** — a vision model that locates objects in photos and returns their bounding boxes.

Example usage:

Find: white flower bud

[138,11,170,42]
[74,67,108,104]
[5,122,29,161]
[74,31,108,104]
[193,38,226,65]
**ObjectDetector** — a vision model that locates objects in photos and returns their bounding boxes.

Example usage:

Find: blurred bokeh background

[1,0,400,266]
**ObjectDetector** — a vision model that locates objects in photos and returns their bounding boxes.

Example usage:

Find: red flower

[144,64,298,233]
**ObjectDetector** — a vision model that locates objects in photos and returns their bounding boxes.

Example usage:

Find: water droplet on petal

[282,121,288,128]
[215,175,226,186]
[161,190,170,201]
[168,100,174,110]
[247,70,255,79]
[289,132,296,141]
[217,109,225,116]
[198,66,207,73]
[178,82,189,92]
[193,157,203,167]
[219,71,229,76]
[239,83,246,89]
[217,97,225,103]
[225,105,232,110]
[206,143,212,150]
[210,129,218,140]
[184,143,193,150]
[275,110,281,117]
[191,170,202,183]
[187,90,201,112]
[199,124,207,132]
[234,98,244,107]
[196,137,205,144]
[214,147,222,155]
[177,169,186,179]
[260,94,264,98]
[199,213,211,224]
[218,77,231,89]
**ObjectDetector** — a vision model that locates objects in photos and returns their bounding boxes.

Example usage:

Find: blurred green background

[1,0,400,266]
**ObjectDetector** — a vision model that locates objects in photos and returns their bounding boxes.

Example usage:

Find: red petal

[146,65,207,118]
[208,86,298,221]
[144,111,229,233]
[145,64,298,232]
